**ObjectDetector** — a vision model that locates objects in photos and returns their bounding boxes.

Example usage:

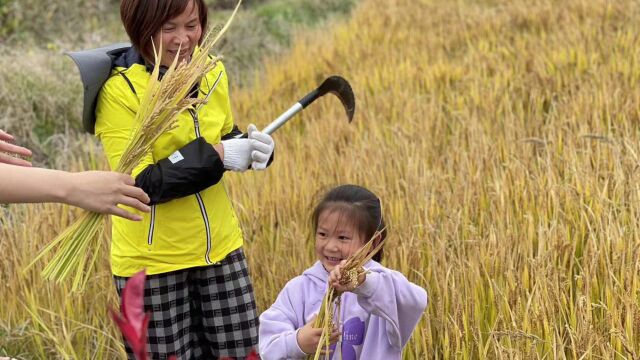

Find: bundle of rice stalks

[309,231,386,360]
[27,1,243,292]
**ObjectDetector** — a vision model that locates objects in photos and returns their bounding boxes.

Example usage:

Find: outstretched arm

[330,263,428,349]
[0,164,150,221]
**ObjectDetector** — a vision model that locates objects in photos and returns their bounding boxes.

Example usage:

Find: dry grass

[4,0,640,358]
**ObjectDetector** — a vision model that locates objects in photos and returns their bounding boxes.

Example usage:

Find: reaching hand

[296,315,340,355]
[328,260,366,294]
[64,171,151,221]
[0,130,32,167]
[247,124,274,170]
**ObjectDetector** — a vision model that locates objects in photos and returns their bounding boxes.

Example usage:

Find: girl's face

[315,209,366,272]
[152,0,202,68]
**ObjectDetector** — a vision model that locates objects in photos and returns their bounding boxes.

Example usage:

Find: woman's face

[152,0,202,67]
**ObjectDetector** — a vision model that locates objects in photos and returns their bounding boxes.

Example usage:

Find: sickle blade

[318,76,355,122]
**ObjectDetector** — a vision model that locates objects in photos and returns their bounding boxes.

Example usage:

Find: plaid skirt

[114,248,259,360]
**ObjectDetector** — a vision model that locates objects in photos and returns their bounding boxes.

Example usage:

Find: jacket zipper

[147,205,156,246]
[195,192,213,264]
[144,71,222,252]
[189,108,213,264]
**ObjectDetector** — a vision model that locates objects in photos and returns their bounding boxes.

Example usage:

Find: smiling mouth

[325,256,342,263]
[168,49,190,57]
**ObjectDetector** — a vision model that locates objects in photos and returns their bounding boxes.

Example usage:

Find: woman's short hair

[120,0,208,62]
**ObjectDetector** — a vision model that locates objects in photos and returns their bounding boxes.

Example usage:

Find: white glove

[247,124,275,170]
[221,138,252,172]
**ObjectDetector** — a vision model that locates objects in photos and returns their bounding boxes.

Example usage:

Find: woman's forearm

[0,164,151,220]
[0,164,71,204]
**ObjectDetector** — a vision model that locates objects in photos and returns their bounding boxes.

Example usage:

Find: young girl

[259,185,428,359]
[95,0,274,358]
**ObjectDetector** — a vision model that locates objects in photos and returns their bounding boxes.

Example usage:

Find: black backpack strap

[115,70,137,96]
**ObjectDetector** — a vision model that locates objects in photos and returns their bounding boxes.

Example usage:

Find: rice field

[3,0,640,358]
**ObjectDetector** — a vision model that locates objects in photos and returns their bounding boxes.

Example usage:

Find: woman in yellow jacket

[95,0,274,358]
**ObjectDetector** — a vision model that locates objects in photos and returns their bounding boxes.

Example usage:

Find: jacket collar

[113,46,170,78]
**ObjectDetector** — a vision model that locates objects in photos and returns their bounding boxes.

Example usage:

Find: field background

[3,0,640,358]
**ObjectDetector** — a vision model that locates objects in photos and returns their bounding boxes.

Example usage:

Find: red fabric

[111,270,257,360]
[110,270,150,360]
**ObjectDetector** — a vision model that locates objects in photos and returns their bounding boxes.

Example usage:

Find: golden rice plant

[27,1,243,292]
[310,231,386,360]
[7,0,640,357]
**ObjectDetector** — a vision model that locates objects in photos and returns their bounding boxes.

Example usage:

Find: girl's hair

[120,0,208,62]
[312,185,386,262]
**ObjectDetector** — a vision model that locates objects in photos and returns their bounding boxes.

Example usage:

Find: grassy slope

[4,0,640,358]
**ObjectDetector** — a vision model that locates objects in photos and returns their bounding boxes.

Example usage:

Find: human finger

[117,195,151,214]
[109,205,144,221]
[330,282,345,293]
[0,141,32,158]
[333,265,343,280]
[329,328,341,344]
[0,130,14,142]
[328,269,339,283]
[118,173,136,186]
[329,272,342,288]
[113,173,150,204]
[0,141,32,157]
[120,183,151,205]
[0,152,32,167]
[329,277,341,289]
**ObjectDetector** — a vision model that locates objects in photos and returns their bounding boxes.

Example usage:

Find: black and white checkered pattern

[114,248,259,360]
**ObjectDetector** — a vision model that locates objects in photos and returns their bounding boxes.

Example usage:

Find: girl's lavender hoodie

[259,260,428,360]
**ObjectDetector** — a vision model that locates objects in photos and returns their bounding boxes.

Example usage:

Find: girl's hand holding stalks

[297,315,340,355]
[329,260,366,294]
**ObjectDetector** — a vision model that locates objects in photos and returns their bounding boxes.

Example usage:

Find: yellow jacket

[95,48,243,277]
